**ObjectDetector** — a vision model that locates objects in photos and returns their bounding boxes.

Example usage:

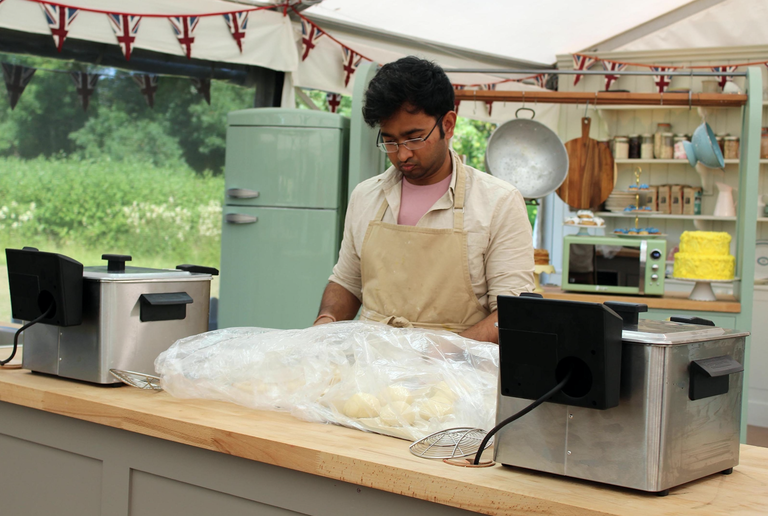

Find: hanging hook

[660,91,664,106]
[688,89,693,111]
[584,99,590,117]
[521,90,525,109]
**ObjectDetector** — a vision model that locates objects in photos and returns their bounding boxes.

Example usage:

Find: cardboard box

[670,185,684,215]
[657,185,672,214]
[642,186,658,211]
[683,187,702,215]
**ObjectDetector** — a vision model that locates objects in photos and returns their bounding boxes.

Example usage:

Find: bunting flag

[191,77,211,105]
[533,74,549,89]
[650,66,676,93]
[602,60,627,90]
[453,84,465,112]
[70,72,98,111]
[40,3,79,52]
[169,16,200,59]
[711,65,738,89]
[108,14,142,61]
[133,74,158,108]
[301,19,324,61]
[341,47,363,87]
[223,12,248,53]
[2,63,36,110]
[326,92,341,113]
[480,83,496,116]
[572,53,596,86]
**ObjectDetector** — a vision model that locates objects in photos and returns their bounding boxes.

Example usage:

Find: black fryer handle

[670,316,715,326]
[176,264,219,276]
[102,254,132,272]
[603,301,648,327]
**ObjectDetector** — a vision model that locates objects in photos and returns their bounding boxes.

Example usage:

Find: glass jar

[640,134,654,159]
[654,123,672,158]
[724,136,739,160]
[661,132,674,159]
[613,136,629,159]
[761,127,768,159]
[716,134,726,156]
[628,134,641,159]
[673,135,687,159]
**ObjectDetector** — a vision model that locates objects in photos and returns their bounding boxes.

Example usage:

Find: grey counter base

[0,401,475,516]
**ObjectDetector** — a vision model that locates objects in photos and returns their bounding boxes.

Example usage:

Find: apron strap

[375,197,389,221]
[452,155,467,231]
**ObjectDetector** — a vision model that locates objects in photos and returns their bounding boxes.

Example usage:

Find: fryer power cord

[0,305,55,366]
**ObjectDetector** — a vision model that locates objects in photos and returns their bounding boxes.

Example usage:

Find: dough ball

[428,381,458,401]
[380,401,416,427]
[378,385,415,404]
[343,393,381,418]
[418,397,454,421]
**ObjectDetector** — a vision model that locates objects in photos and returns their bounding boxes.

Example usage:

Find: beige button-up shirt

[330,151,535,312]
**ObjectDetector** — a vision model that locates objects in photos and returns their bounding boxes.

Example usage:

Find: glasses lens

[378,142,398,153]
[402,139,427,151]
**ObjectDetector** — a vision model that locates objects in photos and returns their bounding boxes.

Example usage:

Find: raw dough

[343,393,381,418]
[378,385,415,404]
[380,401,416,426]
[428,381,457,401]
[418,397,454,421]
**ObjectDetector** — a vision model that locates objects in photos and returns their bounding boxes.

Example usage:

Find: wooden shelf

[595,211,737,221]
[614,159,740,164]
[453,90,747,107]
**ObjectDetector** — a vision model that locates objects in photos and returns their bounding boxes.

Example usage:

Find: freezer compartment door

[224,126,346,209]
[218,206,340,329]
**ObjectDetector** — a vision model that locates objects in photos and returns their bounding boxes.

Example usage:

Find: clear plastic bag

[155,321,498,441]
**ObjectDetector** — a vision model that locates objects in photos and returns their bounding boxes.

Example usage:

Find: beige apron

[359,158,490,333]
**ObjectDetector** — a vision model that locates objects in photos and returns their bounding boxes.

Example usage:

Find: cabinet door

[224,127,344,209]
[218,206,339,329]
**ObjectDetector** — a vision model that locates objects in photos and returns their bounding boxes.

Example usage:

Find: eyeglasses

[376,115,444,154]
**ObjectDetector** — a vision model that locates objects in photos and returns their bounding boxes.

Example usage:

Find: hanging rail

[453,91,747,107]
[444,69,749,77]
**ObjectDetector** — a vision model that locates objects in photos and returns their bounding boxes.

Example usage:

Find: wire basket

[409,427,492,460]
[109,369,163,390]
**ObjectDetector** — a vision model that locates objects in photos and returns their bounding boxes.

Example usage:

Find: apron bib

[359,158,489,333]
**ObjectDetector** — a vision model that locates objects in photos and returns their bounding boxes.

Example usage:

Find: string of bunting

[570,53,768,92]
[451,72,550,116]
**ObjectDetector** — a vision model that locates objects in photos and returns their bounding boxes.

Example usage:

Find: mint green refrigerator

[218,109,349,329]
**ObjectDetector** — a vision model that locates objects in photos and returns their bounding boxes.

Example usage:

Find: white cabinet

[750,285,768,427]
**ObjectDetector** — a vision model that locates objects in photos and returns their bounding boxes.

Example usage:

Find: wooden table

[1,368,767,516]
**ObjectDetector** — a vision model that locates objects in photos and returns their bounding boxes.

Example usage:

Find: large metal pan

[485,108,569,199]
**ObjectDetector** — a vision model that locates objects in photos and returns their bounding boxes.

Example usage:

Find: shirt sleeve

[328,188,363,301]
[484,188,535,311]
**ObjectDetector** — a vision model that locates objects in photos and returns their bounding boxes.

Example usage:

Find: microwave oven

[561,235,666,296]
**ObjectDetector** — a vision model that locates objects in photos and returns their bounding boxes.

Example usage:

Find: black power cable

[473,369,574,465]
[0,304,55,366]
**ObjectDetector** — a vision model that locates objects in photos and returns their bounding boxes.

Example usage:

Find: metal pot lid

[485,112,569,199]
[622,319,749,345]
[83,266,208,281]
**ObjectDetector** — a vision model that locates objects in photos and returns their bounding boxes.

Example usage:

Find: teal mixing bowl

[683,122,724,168]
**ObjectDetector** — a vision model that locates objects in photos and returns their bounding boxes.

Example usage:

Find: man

[314,56,534,343]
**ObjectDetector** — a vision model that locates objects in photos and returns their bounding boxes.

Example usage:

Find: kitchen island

[1,367,767,516]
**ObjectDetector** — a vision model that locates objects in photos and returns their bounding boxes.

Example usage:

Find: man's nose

[397,144,414,161]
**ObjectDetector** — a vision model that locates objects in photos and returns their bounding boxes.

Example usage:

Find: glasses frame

[376,114,445,154]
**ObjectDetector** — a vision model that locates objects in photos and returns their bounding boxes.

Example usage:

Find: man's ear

[442,111,457,140]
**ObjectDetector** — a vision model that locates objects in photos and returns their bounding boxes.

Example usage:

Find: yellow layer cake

[673,231,735,280]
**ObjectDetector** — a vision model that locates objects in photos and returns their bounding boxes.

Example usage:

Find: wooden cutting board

[556,117,615,210]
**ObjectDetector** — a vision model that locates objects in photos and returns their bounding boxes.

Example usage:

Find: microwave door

[567,243,643,288]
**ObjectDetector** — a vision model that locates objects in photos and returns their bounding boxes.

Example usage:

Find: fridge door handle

[225,213,258,224]
[227,188,260,199]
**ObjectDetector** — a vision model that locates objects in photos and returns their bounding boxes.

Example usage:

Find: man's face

[379,106,456,185]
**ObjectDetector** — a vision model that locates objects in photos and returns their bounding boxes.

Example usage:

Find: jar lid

[724,136,739,140]
[657,123,672,127]
[641,133,653,137]
[628,134,640,137]
[673,136,686,141]
[662,132,674,136]
[614,136,629,141]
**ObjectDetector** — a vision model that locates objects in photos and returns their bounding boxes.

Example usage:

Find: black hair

[362,56,454,134]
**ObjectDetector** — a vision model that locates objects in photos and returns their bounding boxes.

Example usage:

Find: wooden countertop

[1,368,766,515]
[540,286,741,313]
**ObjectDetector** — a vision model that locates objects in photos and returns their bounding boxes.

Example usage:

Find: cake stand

[533,264,555,293]
[563,224,606,236]
[675,277,737,301]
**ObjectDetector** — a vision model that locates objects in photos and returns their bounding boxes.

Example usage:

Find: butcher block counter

[1,368,767,516]
[540,286,741,313]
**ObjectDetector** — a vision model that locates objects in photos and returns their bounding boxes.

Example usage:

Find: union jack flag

[133,74,158,108]
[191,77,211,105]
[108,14,141,61]
[70,72,99,112]
[326,92,342,113]
[2,63,35,110]
[301,19,324,61]
[572,54,596,86]
[650,66,676,93]
[711,65,738,89]
[40,3,79,52]
[452,84,465,112]
[169,16,200,59]
[602,60,627,90]
[342,47,363,87]
[533,74,549,90]
[480,83,497,116]
[223,12,249,53]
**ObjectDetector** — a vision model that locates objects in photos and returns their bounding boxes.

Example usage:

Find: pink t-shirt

[397,173,453,226]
